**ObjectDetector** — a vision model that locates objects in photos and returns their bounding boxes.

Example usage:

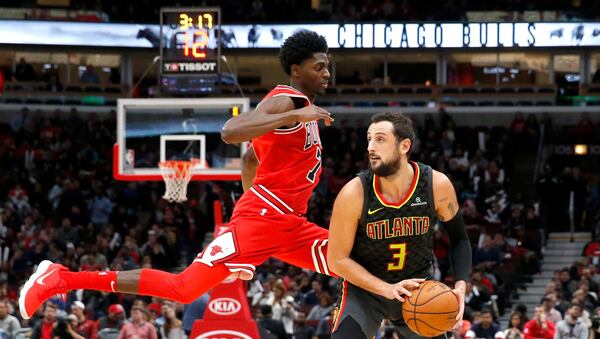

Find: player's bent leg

[331,317,368,339]
[274,219,337,277]
[19,259,232,319]
[134,262,232,303]
[20,229,254,319]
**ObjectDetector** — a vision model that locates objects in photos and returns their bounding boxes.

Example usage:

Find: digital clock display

[160,7,220,75]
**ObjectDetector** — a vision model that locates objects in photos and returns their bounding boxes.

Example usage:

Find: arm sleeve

[441,211,472,282]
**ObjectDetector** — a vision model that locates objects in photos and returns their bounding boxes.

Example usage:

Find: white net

[159,160,199,203]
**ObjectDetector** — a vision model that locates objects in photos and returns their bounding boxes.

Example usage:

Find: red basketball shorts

[192,196,333,279]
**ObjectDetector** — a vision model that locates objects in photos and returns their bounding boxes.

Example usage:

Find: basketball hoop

[159,159,200,203]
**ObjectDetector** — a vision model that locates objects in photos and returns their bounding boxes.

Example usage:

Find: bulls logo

[194,232,238,267]
[208,298,242,316]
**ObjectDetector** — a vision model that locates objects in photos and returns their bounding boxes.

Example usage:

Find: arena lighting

[574,144,588,155]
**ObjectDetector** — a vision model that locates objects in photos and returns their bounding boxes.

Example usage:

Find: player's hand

[384,278,425,302]
[451,281,466,330]
[293,105,334,126]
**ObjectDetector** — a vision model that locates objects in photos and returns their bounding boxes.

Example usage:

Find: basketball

[402,280,459,337]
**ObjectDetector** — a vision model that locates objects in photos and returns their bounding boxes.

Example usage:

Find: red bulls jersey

[239,85,322,215]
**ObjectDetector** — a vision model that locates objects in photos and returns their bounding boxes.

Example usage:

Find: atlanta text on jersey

[365,216,431,240]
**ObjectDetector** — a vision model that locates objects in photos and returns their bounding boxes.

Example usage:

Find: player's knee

[332,317,367,339]
[170,273,203,304]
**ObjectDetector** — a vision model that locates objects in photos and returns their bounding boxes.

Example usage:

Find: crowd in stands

[4,58,120,90]
[0,104,598,339]
[4,0,600,23]
[450,241,600,339]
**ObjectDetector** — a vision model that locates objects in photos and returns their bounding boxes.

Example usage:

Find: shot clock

[160,7,221,76]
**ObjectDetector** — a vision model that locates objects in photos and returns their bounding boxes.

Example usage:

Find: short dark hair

[260,304,273,316]
[569,303,583,311]
[480,309,493,316]
[44,302,57,311]
[279,30,328,75]
[371,112,416,152]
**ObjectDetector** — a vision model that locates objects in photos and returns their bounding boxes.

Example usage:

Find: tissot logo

[208,298,242,316]
[196,330,252,339]
[163,62,217,73]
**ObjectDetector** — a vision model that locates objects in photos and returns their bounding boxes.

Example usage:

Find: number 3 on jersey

[387,243,407,271]
[306,148,322,183]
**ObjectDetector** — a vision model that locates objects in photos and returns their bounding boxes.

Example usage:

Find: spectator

[257,305,286,339]
[46,74,63,92]
[79,244,108,270]
[53,315,85,339]
[14,57,36,82]
[304,279,324,306]
[88,187,113,228]
[541,293,563,324]
[546,281,558,295]
[465,280,491,316]
[182,294,209,335]
[583,236,600,257]
[71,301,98,339]
[503,311,525,339]
[292,312,316,339]
[523,305,555,339]
[98,304,126,331]
[510,113,527,135]
[80,65,100,84]
[558,269,578,301]
[580,267,599,294]
[270,283,296,337]
[589,306,600,339]
[554,304,588,339]
[159,302,185,339]
[109,68,120,84]
[32,303,58,339]
[118,306,157,339]
[0,300,21,338]
[471,309,500,339]
[474,235,502,267]
[306,292,334,321]
[252,281,274,307]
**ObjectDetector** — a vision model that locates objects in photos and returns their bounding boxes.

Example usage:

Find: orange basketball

[401,280,459,337]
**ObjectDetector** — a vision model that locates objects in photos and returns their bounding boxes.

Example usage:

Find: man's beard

[370,150,401,177]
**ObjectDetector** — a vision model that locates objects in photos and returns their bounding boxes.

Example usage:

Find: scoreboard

[160,7,221,76]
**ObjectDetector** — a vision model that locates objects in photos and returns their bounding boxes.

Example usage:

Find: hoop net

[159,159,200,203]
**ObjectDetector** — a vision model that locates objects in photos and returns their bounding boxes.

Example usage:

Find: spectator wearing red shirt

[523,305,555,339]
[583,236,600,257]
[119,306,157,339]
[71,300,98,339]
[32,302,58,339]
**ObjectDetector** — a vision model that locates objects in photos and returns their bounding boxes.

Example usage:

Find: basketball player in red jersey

[19,30,337,319]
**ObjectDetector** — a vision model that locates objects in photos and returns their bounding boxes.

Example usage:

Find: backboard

[114,98,250,181]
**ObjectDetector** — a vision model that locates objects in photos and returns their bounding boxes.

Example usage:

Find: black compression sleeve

[441,211,472,282]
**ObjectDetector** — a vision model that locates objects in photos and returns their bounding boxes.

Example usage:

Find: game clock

[160,7,221,76]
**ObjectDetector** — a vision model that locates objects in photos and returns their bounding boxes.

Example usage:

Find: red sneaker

[19,260,68,319]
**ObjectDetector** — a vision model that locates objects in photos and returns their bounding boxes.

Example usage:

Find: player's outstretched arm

[432,170,472,328]
[328,178,421,302]
[241,145,259,192]
[221,96,332,144]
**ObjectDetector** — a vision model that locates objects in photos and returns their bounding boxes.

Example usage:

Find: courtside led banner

[0,20,599,49]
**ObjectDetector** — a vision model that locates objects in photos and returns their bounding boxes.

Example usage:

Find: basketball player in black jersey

[328,112,472,339]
